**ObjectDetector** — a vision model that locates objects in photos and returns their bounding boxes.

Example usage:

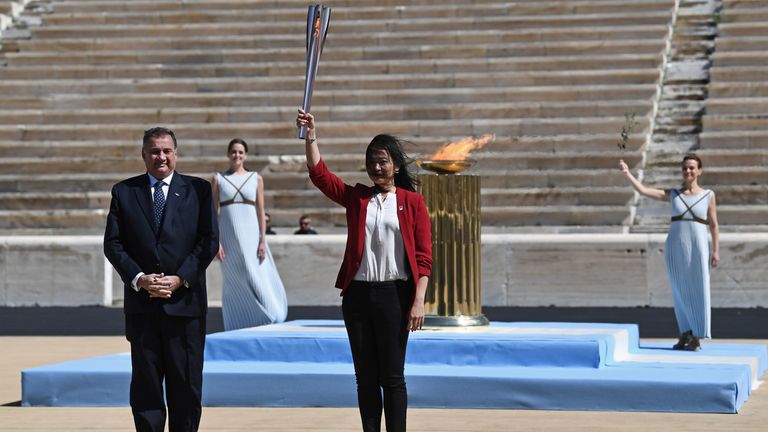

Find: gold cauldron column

[418,166,488,326]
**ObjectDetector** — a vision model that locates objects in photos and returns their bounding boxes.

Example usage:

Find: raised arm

[297,108,320,169]
[708,192,720,268]
[297,108,353,206]
[618,159,667,201]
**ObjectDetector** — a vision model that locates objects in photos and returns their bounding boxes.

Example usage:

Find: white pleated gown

[664,189,713,339]
[217,172,288,330]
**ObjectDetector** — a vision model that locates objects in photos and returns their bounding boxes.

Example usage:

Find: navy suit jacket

[104,172,219,317]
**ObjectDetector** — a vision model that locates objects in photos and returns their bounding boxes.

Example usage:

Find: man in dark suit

[104,127,218,432]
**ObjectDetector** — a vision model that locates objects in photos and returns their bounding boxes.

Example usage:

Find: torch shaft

[299,29,321,138]
[298,5,331,139]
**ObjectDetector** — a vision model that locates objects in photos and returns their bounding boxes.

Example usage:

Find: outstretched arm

[298,109,352,206]
[618,159,667,201]
[297,109,320,169]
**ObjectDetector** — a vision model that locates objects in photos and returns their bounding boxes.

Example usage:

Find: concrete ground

[2,336,768,432]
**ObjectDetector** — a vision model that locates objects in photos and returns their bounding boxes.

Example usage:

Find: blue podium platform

[22,320,768,412]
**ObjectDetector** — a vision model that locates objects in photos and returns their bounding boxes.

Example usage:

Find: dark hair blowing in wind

[366,134,418,192]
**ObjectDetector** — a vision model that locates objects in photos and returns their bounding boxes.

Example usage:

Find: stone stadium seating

[0,0,676,233]
[615,0,768,233]
[699,0,768,230]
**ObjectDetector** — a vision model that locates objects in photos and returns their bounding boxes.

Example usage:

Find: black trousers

[342,280,412,432]
[125,312,206,432]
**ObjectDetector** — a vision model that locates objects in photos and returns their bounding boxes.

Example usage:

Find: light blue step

[21,320,768,413]
[205,320,617,368]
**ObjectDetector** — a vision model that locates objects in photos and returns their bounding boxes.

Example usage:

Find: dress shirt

[148,172,173,201]
[131,172,175,291]
[353,190,410,282]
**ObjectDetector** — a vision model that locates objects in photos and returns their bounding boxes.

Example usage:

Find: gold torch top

[417,134,494,175]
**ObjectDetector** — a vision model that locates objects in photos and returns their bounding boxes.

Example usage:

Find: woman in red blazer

[297,109,432,432]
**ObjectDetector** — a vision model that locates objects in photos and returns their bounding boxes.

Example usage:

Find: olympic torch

[298,4,331,139]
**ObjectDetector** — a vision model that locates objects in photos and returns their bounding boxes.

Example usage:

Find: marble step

[718,22,768,37]
[0,54,663,80]
[720,0,768,11]
[0,101,654,125]
[699,130,768,149]
[2,39,667,66]
[0,187,637,212]
[635,205,768,226]
[0,205,632,229]
[18,26,668,50]
[27,24,667,44]
[0,116,651,141]
[47,0,675,16]
[708,82,768,99]
[0,151,644,175]
[642,166,768,186]
[0,132,647,158]
[709,67,768,83]
[711,51,768,67]
[702,115,768,132]
[716,37,768,53]
[717,7,768,24]
[0,70,660,96]
[0,1,18,15]
[36,10,672,30]
[0,169,634,194]
[0,187,636,211]
[1,203,766,231]
[0,206,623,232]
[0,84,658,110]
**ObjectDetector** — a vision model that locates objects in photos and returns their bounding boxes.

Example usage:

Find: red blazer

[309,159,432,299]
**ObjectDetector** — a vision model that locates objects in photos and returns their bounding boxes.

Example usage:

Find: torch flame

[429,134,495,160]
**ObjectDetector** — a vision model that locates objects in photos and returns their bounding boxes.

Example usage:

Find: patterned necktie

[153,181,166,228]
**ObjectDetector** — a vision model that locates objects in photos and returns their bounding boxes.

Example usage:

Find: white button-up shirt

[353,190,410,282]
[148,172,173,202]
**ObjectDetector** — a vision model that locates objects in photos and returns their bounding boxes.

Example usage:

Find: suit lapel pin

[399,205,403,211]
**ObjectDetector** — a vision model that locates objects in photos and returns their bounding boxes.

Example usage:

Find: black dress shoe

[683,337,701,351]
[672,330,693,350]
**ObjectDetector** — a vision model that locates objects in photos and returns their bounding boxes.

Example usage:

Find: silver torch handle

[299,5,331,139]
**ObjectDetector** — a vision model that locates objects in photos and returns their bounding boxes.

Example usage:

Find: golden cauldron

[416,157,487,326]
[416,159,476,175]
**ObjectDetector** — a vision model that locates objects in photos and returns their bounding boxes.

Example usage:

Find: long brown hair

[366,134,418,192]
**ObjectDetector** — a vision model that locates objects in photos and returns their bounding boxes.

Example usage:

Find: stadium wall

[1,233,766,308]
